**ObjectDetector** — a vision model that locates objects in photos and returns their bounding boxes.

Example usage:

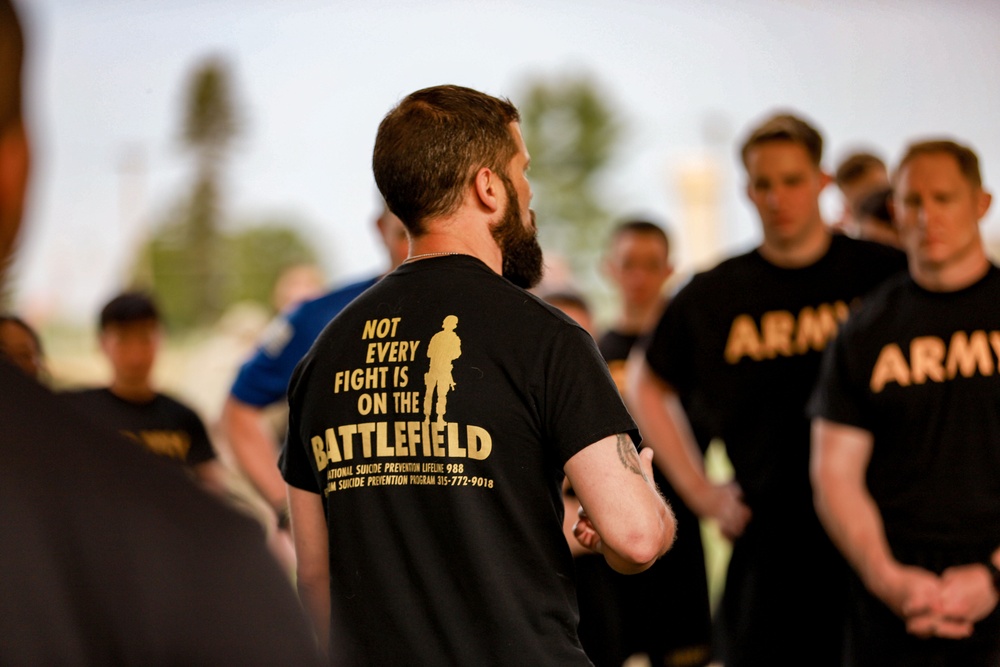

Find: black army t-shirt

[645,234,905,510]
[282,254,637,666]
[65,388,215,467]
[810,266,1000,552]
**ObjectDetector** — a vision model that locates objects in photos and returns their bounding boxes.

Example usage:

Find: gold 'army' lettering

[724,301,850,364]
[869,330,1000,393]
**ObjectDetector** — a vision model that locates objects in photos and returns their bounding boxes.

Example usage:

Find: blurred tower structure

[675,155,725,274]
[672,111,734,275]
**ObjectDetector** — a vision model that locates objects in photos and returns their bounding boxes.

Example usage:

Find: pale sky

[10,0,1000,322]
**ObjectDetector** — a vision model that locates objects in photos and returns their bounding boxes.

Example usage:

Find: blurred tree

[516,74,622,286]
[181,56,239,326]
[136,56,239,329]
[134,56,319,331]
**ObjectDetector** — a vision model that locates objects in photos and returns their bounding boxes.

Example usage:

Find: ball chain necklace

[403,252,462,264]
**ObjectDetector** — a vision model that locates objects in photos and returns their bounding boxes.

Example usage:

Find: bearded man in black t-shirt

[810,139,1000,666]
[629,112,906,666]
[281,85,675,666]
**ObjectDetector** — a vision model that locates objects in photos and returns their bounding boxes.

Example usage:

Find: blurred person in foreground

[629,112,906,666]
[221,206,407,539]
[64,291,226,493]
[0,312,44,380]
[281,84,675,665]
[0,1,322,663]
[810,139,1000,666]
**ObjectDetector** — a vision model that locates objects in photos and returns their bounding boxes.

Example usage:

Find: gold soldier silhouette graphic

[424,315,462,424]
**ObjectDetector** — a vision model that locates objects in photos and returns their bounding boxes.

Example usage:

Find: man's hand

[940,563,999,626]
[692,481,751,541]
[873,563,949,637]
[870,561,998,640]
[573,506,603,554]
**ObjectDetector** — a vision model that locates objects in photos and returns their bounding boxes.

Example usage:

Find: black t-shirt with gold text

[645,235,905,511]
[282,254,637,666]
[810,266,1000,553]
[64,388,216,467]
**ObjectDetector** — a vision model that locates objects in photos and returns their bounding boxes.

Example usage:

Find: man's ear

[886,193,898,228]
[977,189,992,220]
[473,167,501,214]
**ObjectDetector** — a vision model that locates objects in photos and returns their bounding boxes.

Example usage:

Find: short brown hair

[609,218,670,257]
[372,85,520,236]
[0,0,24,130]
[739,112,823,168]
[835,152,886,188]
[894,139,982,189]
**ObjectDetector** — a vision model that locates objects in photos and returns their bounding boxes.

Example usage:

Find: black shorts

[714,506,849,667]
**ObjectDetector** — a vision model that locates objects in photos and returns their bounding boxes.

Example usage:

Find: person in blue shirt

[221,207,409,538]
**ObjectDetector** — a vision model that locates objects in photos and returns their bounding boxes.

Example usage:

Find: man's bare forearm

[222,396,288,512]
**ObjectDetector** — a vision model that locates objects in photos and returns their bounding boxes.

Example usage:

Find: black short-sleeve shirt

[809,266,1000,551]
[65,388,216,467]
[281,254,637,666]
[644,235,905,510]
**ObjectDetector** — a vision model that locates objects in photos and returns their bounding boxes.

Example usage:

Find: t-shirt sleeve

[807,325,870,430]
[279,360,322,494]
[230,308,316,408]
[644,285,697,393]
[183,407,217,465]
[543,324,640,465]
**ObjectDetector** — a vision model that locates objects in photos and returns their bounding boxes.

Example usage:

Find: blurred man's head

[836,152,889,207]
[0,0,29,286]
[739,112,831,253]
[835,152,890,234]
[542,291,595,337]
[892,139,991,281]
[853,186,899,248]
[99,292,163,393]
[0,313,43,379]
[604,219,672,311]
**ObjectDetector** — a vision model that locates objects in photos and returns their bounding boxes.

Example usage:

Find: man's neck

[109,381,155,403]
[408,225,502,275]
[911,245,991,293]
[616,298,666,336]
[758,221,831,269]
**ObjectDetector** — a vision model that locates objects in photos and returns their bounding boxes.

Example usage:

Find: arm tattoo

[616,433,647,481]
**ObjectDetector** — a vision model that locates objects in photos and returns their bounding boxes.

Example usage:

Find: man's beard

[493,175,543,289]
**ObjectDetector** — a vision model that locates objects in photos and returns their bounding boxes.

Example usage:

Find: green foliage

[139,213,317,331]
[223,224,318,307]
[516,74,622,284]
